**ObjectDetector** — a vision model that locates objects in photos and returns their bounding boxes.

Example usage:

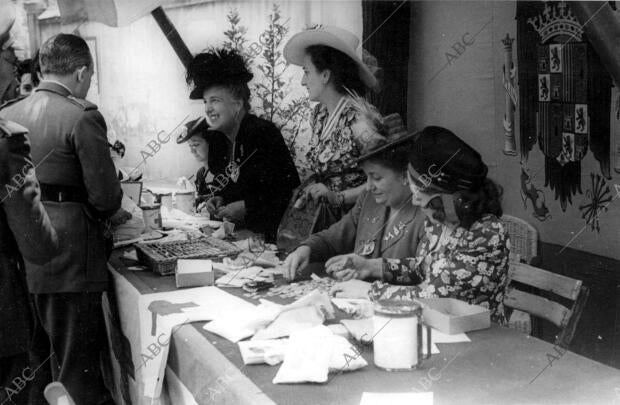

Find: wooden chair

[501,214,539,264]
[504,262,589,348]
[501,215,540,334]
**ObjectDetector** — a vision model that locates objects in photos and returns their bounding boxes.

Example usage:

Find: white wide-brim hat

[283,25,378,89]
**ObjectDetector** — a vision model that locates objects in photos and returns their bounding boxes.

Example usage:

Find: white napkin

[252,290,334,340]
[238,339,288,366]
[273,326,333,384]
[328,334,368,372]
[203,300,282,342]
[252,305,325,340]
[273,325,369,384]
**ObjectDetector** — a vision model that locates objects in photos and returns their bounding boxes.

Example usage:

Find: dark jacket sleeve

[244,120,300,239]
[71,109,122,218]
[302,192,364,263]
[1,133,58,264]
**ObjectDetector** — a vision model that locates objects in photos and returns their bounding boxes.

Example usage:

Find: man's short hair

[39,34,92,75]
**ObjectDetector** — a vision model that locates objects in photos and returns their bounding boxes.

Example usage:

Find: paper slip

[430,328,470,343]
[360,392,433,405]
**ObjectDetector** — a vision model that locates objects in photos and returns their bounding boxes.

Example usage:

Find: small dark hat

[187,48,253,100]
[408,126,488,193]
[176,116,212,144]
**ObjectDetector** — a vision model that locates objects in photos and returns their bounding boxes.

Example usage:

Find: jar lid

[175,191,194,196]
[373,300,422,317]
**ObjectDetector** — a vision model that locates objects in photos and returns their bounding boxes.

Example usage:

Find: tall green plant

[222,9,251,60]
[222,5,312,166]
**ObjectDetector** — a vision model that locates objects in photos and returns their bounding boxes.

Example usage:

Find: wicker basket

[135,237,242,275]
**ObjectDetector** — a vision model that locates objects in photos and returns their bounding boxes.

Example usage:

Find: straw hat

[283,25,378,89]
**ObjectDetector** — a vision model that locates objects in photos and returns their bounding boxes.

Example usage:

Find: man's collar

[37,80,73,97]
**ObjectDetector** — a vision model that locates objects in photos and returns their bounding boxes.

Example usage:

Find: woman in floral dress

[331,126,510,323]
[284,25,379,213]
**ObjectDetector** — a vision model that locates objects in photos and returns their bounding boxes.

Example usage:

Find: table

[107,248,620,405]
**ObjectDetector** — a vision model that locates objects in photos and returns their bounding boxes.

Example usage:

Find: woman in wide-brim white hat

[283,25,380,223]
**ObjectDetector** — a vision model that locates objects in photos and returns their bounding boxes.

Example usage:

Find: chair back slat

[557,285,590,348]
[504,288,570,328]
[508,263,582,300]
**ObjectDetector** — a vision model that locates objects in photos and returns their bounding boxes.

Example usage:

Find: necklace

[226,138,240,183]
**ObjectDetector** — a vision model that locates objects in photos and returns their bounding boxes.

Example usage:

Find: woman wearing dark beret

[186,48,300,241]
[331,126,510,324]
[176,117,242,208]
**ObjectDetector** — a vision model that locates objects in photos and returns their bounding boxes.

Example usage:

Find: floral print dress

[370,214,510,324]
[306,96,367,192]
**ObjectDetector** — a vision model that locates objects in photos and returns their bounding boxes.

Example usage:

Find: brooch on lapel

[384,221,407,242]
[360,240,376,256]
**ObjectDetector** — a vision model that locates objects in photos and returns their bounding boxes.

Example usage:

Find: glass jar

[373,300,431,370]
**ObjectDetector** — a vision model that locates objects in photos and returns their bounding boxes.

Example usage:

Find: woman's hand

[216,200,246,223]
[304,183,340,205]
[325,254,380,281]
[330,280,372,299]
[206,196,225,216]
[281,246,311,281]
[110,208,132,227]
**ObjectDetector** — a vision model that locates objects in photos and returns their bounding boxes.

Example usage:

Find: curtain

[572,1,620,88]
[362,0,411,123]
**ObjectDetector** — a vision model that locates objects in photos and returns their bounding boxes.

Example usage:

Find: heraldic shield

[517,1,612,212]
[537,42,588,166]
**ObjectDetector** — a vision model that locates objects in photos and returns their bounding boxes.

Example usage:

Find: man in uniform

[0,119,58,405]
[0,33,122,404]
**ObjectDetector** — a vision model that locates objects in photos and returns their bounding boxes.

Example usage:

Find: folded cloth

[283,290,335,319]
[273,325,333,384]
[238,339,288,366]
[252,305,325,340]
[328,334,368,372]
[253,290,335,340]
[331,298,373,319]
[203,300,282,342]
[273,325,368,384]
[340,318,374,344]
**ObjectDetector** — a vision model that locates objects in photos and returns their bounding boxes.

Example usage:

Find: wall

[37,0,363,182]
[407,1,620,261]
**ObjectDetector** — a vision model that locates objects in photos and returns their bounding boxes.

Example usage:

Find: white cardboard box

[175,259,214,288]
[419,298,490,334]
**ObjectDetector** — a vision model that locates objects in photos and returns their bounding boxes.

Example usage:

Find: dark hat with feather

[186,48,253,100]
[347,92,416,164]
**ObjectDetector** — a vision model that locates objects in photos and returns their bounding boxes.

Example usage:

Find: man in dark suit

[0,119,58,405]
[0,33,122,404]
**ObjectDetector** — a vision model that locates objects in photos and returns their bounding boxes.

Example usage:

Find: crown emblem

[527,2,583,43]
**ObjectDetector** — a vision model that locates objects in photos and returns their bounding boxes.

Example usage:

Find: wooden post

[150,6,192,69]
[23,1,46,57]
